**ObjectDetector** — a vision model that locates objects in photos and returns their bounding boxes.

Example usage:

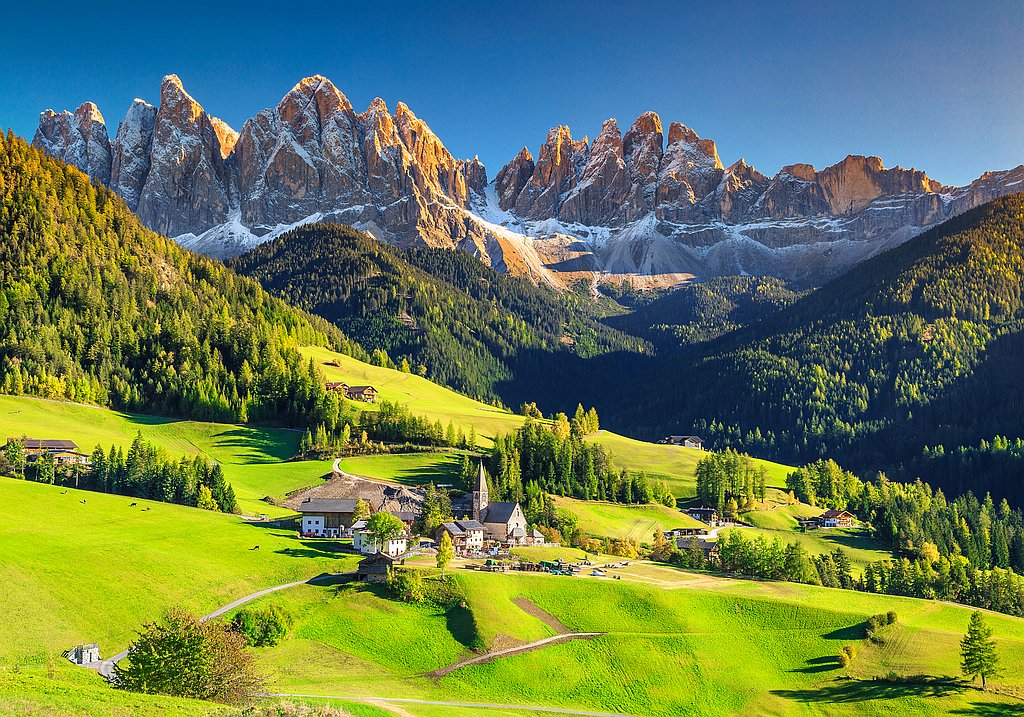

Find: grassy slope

[0,394,331,516]
[248,568,1024,716]
[0,662,227,717]
[305,346,796,498]
[337,452,465,488]
[551,495,703,542]
[0,477,357,659]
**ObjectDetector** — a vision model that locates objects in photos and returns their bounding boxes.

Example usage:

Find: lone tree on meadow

[960,611,1001,689]
[436,531,454,577]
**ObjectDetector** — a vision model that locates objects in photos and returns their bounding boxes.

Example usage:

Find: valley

[3,24,1024,716]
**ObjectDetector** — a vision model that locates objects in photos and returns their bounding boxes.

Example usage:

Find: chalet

[435,519,486,554]
[527,528,546,545]
[472,464,528,544]
[660,435,704,450]
[325,381,349,393]
[297,498,358,538]
[664,527,707,539]
[684,507,720,526]
[819,509,855,529]
[357,553,401,582]
[346,385,378,403]
[676,536,720,561]
[353,529,408,557]
[15,439,91,466]
[344,519,368,538]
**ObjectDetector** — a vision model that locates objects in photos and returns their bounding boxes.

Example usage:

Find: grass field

[337,452,466,488]
[306,346,796,499]
[551,495,703,543]
[0,395,331,516]
[0,477,358,660]
[243,567,1024,716]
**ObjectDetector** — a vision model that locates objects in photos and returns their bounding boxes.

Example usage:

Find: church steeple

[472,462,489,521]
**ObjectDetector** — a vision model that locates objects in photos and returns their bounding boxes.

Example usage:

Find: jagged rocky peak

[110,99,158,210]
[512,125,589,220]
[34,102,112,186]
[494,147,535,210]
[624,111,664,214]
[815,155,946,215]
[459,157,488,194]
[136,74,234,237]
[715,158,769,221]
[559,118,631,225]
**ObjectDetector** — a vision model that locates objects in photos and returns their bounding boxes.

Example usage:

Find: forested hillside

[603,194,1024,502]
[229,223,648,403]
[0,133,363,427]
[603,275,803,348]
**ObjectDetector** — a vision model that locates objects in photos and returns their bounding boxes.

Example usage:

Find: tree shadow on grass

[822,624,868,641]
[774,676,967,703]
[790,656,841,674]
[274,540,347,559]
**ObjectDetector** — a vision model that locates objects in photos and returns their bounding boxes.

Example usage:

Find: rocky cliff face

[33,75,1024,287]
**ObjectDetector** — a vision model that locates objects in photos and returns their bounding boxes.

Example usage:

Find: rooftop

[298,498,358,513]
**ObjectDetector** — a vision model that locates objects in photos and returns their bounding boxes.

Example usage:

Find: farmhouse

[819,509,854,528]
[357,552,401,582]
[353,528,408,557]
[472,463,528,544]
[660,435,704,450]
[15,439,91,466]
[296,498,358,538]
[346,385,378,403]
[665,527,707,539]
[324,381,349,393]
[435,519,486,554]
[684,506,720,526]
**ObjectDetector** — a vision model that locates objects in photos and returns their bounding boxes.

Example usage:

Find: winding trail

[427,631,603,678]
[90,573,348,679]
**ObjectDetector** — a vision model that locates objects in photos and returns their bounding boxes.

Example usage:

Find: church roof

[483,501,520,524]
[476,462,488,494]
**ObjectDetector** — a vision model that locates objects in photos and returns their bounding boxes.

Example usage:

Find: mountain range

[33,74,1024,288]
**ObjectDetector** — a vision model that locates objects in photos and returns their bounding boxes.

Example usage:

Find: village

[15,427,857,586]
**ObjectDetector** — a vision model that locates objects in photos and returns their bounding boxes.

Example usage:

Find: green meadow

[551,495,703,542]
[0,477,357,660]
[242,567,1024,716]
[0,394,331,516]
[337,452,466,488]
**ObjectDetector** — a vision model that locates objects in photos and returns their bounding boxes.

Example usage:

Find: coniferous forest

[0,133,364,428]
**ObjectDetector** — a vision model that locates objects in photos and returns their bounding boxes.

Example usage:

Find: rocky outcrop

[110,99,157,211]
[33,103,112,187]
[32,76,1024,287]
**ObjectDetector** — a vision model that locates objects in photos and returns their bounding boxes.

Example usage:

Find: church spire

[472,462,489,521]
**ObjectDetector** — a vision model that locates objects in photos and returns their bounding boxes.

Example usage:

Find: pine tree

[960,611,1001,688]
[197,485,218,511]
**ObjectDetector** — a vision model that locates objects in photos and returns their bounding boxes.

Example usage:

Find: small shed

[357,553,401,582]
[66,643,100,664]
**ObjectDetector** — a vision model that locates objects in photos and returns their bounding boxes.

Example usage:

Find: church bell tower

[472,462,489,521]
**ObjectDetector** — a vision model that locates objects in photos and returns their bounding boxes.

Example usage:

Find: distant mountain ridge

[33,74,1024,287]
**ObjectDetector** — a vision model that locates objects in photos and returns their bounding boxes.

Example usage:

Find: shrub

[231,605,290,647]
[114,608,264,704]
[886,610,898,625]
[386,567,426,603]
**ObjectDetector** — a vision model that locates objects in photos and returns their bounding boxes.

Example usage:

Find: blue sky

[2,0,1021,185]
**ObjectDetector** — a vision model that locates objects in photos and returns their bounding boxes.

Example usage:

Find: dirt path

[512,597,570,634]
[427,632,603,678]
[268,693,632,716]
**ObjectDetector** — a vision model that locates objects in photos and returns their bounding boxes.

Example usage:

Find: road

[267,694,635,716]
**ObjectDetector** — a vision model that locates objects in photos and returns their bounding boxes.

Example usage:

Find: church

[472,463,528,545]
